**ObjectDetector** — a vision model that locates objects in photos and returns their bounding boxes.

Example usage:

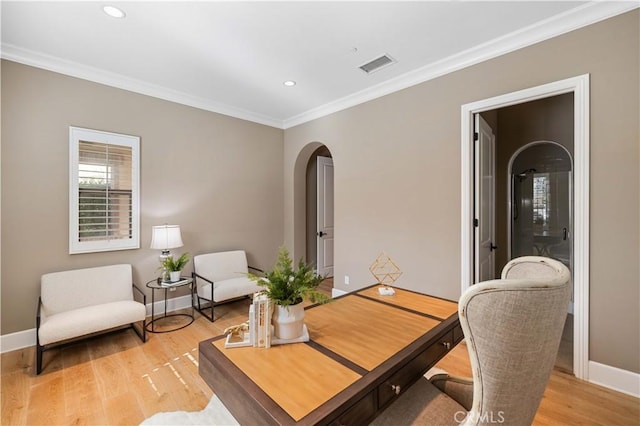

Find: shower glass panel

[512,171,571,267]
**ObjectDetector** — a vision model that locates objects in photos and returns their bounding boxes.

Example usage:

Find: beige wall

[1,60,284,335]
[284,11,639,372]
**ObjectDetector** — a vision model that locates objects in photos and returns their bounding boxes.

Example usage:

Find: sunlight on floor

[142,347,200,394]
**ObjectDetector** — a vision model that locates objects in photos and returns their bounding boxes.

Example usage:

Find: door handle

[317,231,325,237]
[490,243,498,252]
[563,228,568,241]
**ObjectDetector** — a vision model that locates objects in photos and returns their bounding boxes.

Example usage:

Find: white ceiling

[1,1,637,128]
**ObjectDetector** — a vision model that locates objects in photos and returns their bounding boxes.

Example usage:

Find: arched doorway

[508,141,573,270]
[291,142,335,294]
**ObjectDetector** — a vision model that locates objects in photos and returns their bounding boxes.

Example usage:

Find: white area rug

[141,396,239,426]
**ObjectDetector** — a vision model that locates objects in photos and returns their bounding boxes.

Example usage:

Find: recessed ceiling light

[103,5,126,18]
[283,80,296,87]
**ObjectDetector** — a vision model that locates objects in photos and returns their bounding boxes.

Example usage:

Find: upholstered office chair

[372,256,571,425]
[192,250,263,322]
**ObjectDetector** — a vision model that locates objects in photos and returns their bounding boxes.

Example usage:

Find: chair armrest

[192,271,214,286]
[132,283,146,306]
[429,374,474,411]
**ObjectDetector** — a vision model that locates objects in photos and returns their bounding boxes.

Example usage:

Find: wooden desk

[199,286,462,425]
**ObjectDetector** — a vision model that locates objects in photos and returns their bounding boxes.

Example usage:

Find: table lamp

[151,224,183,282]
[150,224,183,259]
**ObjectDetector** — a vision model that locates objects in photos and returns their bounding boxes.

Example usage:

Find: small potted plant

[249,246,330,339]
[160,253,190,282]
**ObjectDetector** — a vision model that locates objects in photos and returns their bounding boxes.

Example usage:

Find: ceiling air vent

[359,54,397,74]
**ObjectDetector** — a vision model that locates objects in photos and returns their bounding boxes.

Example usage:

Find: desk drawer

[378,332,453,408]
[328,391,376,426]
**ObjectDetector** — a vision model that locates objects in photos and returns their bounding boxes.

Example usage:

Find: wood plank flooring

[2,293,638,425]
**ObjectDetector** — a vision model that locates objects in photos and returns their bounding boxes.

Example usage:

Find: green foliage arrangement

[249,246,331,307]
[160,253,190,272]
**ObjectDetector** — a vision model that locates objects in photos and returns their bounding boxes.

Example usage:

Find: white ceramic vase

[272,303,305,340]
[169,271,181,282]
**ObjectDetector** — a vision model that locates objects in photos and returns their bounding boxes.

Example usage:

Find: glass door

[512,170,571,268]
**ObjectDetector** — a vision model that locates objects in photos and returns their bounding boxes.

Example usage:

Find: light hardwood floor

[2,296,638,425]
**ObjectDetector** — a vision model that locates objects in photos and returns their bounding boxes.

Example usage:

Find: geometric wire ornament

[369,252,402,286]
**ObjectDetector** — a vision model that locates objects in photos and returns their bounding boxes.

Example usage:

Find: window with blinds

[70,127,140,254]
[533,174,550,228]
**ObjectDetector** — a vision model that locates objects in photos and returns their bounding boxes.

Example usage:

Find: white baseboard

[332,288,348,297]
[588,361,640,398]
[0,328,37,354]
[0,294,194,354]
[146,293,193,316]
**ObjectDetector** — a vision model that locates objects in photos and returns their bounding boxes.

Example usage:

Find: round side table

[146,277,194,333]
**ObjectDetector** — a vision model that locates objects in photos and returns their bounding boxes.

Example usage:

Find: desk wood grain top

[207,288,459,423]
[357,286,458,319]
[212,339,361,421]
[304,295,441,371]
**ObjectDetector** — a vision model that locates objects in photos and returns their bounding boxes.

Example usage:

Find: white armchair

[192,250,263,322]
[36,264,146,374]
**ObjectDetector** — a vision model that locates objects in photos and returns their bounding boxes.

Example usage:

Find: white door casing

[317,156,334,277]
[460,74,590,381]
[474,115,496,283]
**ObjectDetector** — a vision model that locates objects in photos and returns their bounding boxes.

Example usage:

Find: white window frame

[69,126,140,254]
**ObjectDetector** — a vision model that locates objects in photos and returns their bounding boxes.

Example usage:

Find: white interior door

[474,115,496,283]
[461,75,590,381]
[317,156,334,277]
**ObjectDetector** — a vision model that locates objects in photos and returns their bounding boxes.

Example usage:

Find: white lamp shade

[150,225,183,250]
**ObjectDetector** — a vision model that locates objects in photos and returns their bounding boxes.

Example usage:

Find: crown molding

[1,2,636,130]
[0,44,284,129]
[282,1,639,129]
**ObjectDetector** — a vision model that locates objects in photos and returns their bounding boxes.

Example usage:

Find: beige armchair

[36,264,146,374]
[372,256,571,425]
[192,250,263,322]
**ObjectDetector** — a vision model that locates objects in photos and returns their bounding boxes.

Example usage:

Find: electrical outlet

[344,275,350,285]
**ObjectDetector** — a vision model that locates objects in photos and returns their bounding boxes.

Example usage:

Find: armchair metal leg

[36,343,43,375]
[131,320,146,343]
[194,296,215,322]
[190,283,214,321]
[193,295,253,323]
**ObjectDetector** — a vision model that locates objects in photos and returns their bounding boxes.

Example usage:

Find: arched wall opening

[291,141,333,265]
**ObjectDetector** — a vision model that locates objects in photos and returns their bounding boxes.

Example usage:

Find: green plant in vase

[249,246,330,339]
[250,246,330,306]
[159,252,190,282]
